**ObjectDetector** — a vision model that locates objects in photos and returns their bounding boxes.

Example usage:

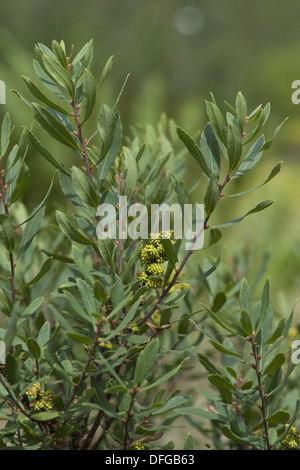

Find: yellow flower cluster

[132,441,146,450]
[26,382,54,412]
[280,426,300,450]
[137,231,174,290]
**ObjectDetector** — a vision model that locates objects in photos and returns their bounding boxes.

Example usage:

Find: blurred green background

[1,0,300,316]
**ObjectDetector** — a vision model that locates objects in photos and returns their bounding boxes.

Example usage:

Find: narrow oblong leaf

[0,214,15,253]
[134,339,159,386]
[1,113,12,158]
[17,206,45,260]
[240,309,253,336]
[97,111,122,188]
[214,200,274,229]
[161,239,177,268]
[200,123,220,179]
[176,126,210,177]
[227,123,243,172]
[21,258,53,288]
[98,55,114,89]
[264,353,285,375]
[56,211,96,246]
[32,103,79,150]
[27,130,70,176]
[208,374,236,391]
[71,166,98,207]
[27,337,41,360]
[97,103,116,159]
[206,101,227,146]
[204,173,219,217]
[80,68,96,123]
[236,91,247,131]
[22,76,70,115]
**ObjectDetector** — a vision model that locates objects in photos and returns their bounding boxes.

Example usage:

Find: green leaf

[227,123,243,172]
[80,68,96,123]
[264,318,286,345]
[33,59,66,100]
[206,101,227,146]
[255,278,270,335]
[17,170,59,227]
[98,55,114,89]
[51,39,68,69]
[200,304,238,335]
[184,433,195,450]
[268,410,290,425]
[1,113,12,158]
[152,396,189,415]
[123,147,138,198]
[209,339,242,358]
[4,305,18,350]
[204,173,219,217]
[97,237,115,264]
[161,238,177,268]
[105,299,140,341]
[37,321,51,347]
[141,358,189,392]
[264,353,286,375]
[22,76,70,115]
[9,163,31,204]
[199,123,220,179]
[204,228,222,249]
[17,206,45,260]
[93,279,107,303]
[72,245,94,285]
[97,103,116,160]
[56,210,96,246]
[220,426,245,445]
[72,39,94,68]
[236,91,247,131]
[71,166,98,207]
[215,200,274,229]
[0,289,13,317]
[232,135,265,179]
[17,417,42,441]
[27,337,41,360]
[134,339,159,386]
[59,172,94,217]
[240,309,253,336]
[32,103,79,150]
[38,49,74,96]
[17,297,44,326]
[228,162,282,197]
[31,411,60,422]
[0,214,15,253]
[66,331,93,345]
[113,73,130,111]
[176,126,210,177]
[22,257,53,288]
[98,112,122,189]
[198,354,221,375]
[170,172,187,210]
[186,254,221,284]
[27,129,71,176]
[262,117,288,150]
[243,103,270,145]
[208,374,236,391]
[239,278,254,321]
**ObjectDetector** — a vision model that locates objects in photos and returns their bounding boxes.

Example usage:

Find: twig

[248,332,271,450]
[0,167,17,304]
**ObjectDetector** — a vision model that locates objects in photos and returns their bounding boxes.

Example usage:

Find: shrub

[0,39,298,450]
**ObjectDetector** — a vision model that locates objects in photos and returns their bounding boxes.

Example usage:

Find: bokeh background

[1,0,300,358]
